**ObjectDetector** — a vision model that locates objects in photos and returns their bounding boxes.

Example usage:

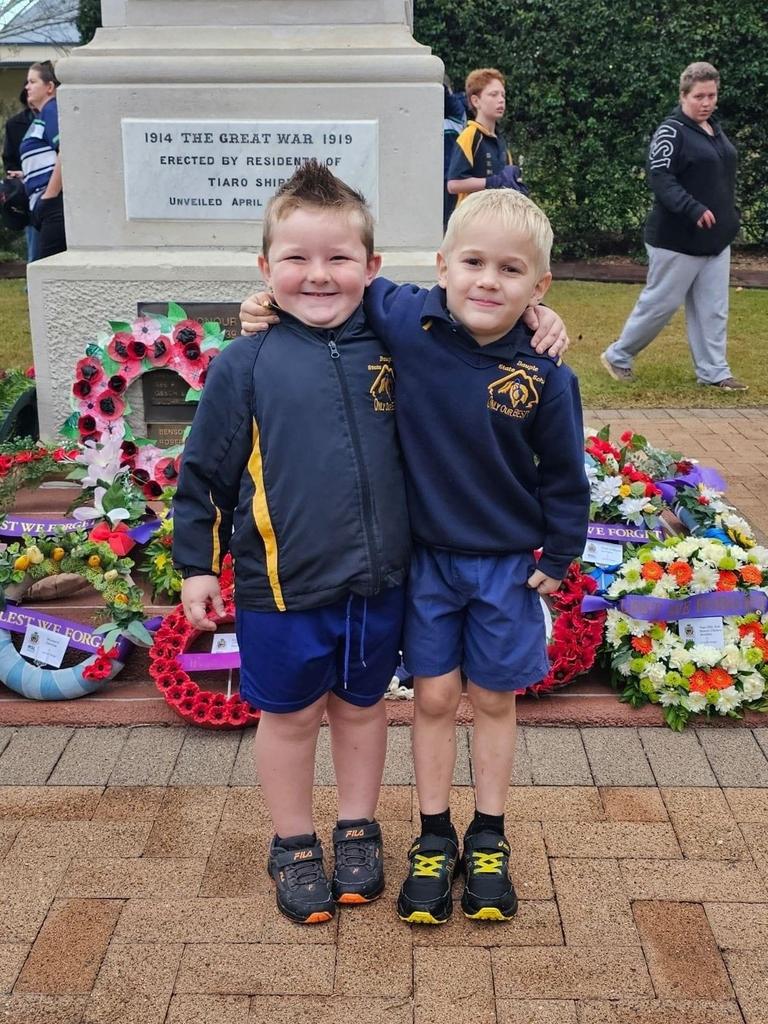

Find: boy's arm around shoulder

[362,276,429,352]
[530,364,590,580]
[172,337,262,577]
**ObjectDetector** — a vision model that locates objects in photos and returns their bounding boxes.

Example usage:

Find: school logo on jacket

[368,357,395,412]
[488,365,541,420]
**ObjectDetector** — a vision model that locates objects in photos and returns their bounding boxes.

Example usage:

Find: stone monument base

[27,250,438,440]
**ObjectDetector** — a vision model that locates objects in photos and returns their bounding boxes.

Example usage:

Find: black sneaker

[461,829,518,921]
[396,830,459,925]
[331,820,385,905]
[267,836,335,924]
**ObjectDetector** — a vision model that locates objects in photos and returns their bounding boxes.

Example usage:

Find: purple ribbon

[177,651,241,671]
[0,516,83,538]
[129,519,162,544]
[0,605,132,661]
[656,465,727,504]
[587,521,651,543]
[582,589,768,622]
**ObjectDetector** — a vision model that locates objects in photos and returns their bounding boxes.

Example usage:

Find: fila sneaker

[267,835,335,924]
[331,819,385,904]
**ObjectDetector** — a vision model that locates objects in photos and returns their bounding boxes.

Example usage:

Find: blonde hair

[680,62,719,95]
[263,159,374,257]
[441,189,553,276]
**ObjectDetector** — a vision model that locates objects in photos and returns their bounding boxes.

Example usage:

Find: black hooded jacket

[644,106,739,257]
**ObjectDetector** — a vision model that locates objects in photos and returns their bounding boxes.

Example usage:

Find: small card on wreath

[211,633,239,654]
[678,616,725,648]
[20,625,69,668]
[582,538,623,567]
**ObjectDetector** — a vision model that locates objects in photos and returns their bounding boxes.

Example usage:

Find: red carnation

[620,430,634,444]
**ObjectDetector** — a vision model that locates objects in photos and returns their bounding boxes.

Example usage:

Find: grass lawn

[1,277,766,406]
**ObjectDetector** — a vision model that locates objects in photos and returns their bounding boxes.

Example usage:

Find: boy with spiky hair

[447,67,527,205]
[173,160,411,925]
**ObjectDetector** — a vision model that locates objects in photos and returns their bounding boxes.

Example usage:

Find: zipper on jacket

[326,330,380,590]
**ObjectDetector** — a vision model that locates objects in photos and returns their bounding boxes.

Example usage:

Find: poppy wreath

[0,529,148,699]
[530,560,607,694]
[61,302,230,450]
[595,536,768,731]
[148,562,260,729]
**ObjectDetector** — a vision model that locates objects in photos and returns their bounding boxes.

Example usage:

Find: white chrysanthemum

[689,565,719,594]
[699,542,727,565]
[721,645,742,673]
[649,546,676,564]
[723,622,740,645]
[683,692,708,712]
[651,574,677,598]
[620,558,643,581]
[604,610,627,645]
[655,631,681,657]
[659,689,681,707]
[674,538,699,559]
[739,632,755,650]
[592,476,622,506]
[626,616,650,637]
[643,662,667,686]
[741,675,766,701]
[715,686,742,714]
[616,660,633,676]
[746,545,768,566]
[669,646,692,669]
[619,497,649,525]
[584,463,599,485]
[690,645,724,668]
[607,578,631,598]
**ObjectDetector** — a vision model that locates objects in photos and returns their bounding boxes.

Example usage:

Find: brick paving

[0,724,766,1023]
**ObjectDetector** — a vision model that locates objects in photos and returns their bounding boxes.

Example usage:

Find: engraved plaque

[146,422,188,448]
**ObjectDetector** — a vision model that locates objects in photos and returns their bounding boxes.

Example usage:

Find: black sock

[467,810,505,837]
[420,809,453,839]
[275,832,316,850]
[336,817,372,829]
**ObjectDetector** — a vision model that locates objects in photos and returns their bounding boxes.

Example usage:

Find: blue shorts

[404,545,549,691]
[236,586,405,714]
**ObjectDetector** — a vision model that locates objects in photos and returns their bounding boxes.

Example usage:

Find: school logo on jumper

[368,357,395,412]
[488,366,540,420]
[649,124,678,170]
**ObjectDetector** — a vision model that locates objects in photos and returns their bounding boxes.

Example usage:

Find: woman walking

[601,62,745,391]
[20,60,66,260]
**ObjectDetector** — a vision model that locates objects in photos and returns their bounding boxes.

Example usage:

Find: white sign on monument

[122,119,379,221]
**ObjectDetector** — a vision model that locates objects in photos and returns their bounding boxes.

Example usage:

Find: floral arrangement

[0,440,77,517]
[61,303,228,445]
[598,535,768,730]
[531,561,607,694]
[148,560,259,729]
[0,527,152,651]
[585,427,684,529]
[674,482,757,550]
[141,512,180,600]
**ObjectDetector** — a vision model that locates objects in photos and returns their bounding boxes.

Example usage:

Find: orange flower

[716,571,739,592]
[689,670,711,694]
[755,637,768,659]
[740,564,763,585]
[707,667,732,691]
[668,561,693,586]
[641,561,664,581]
[739,622,763,641]
[631,636,653,655]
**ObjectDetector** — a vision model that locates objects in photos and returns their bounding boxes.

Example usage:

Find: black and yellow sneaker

[460,829,518,921]
[396,830,459,925]
[267,835,335,924]
[331,820,385,905]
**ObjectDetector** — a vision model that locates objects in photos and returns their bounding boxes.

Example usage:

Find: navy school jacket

[172,306,410,611]
[363,279,590,580]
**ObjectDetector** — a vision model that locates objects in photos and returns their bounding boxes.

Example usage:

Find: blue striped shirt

[20,99,59,210]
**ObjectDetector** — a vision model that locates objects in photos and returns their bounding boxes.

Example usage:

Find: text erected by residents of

[122,119,379,221]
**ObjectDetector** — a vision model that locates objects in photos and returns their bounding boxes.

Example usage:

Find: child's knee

[415,679,462,718]
[470,684,516,717]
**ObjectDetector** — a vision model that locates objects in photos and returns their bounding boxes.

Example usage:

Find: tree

[76,0,99,43]
[0,0,79,43]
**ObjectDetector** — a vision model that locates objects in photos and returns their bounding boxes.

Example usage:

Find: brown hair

[30,60,60,88]
[679,61,719,95]
[262,160,374,257]
[465,68,505,106]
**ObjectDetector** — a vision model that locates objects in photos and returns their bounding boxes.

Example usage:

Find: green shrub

[77,0,101,43]
[415,0,767,256]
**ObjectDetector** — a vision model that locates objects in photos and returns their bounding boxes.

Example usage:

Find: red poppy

[154,672,177,691]
[172,319,204,346]
[107,332,133,362]
[128,339,148,360]
[191,704,210,725]
[142,480,163,500]
[97,392,125,420]
[145,335,172,366]
[75,357,104,385]
[154,456,180,486]
[166,684,185,703]
[108,374,128,395]
[72,379,92,399]
[78,414,97,435]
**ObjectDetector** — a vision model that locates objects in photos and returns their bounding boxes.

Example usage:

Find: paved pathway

[1,724,768,1024]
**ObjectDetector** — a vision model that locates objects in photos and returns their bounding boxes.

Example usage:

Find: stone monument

[28,0,444,438]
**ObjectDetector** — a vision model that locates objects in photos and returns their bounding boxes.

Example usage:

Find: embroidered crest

[488,367,540,420]
[368,357,395,412]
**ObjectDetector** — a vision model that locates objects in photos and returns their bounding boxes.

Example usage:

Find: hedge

[414,0,767,256]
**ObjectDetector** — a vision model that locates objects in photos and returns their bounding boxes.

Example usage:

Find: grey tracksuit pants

[604,243,732,384]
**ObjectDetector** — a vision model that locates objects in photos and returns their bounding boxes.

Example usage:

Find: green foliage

[76,0,101,43]
[414,0,768,255]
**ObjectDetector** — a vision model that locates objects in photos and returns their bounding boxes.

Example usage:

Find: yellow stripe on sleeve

[247,419,286,611]
[209,494,222,573]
